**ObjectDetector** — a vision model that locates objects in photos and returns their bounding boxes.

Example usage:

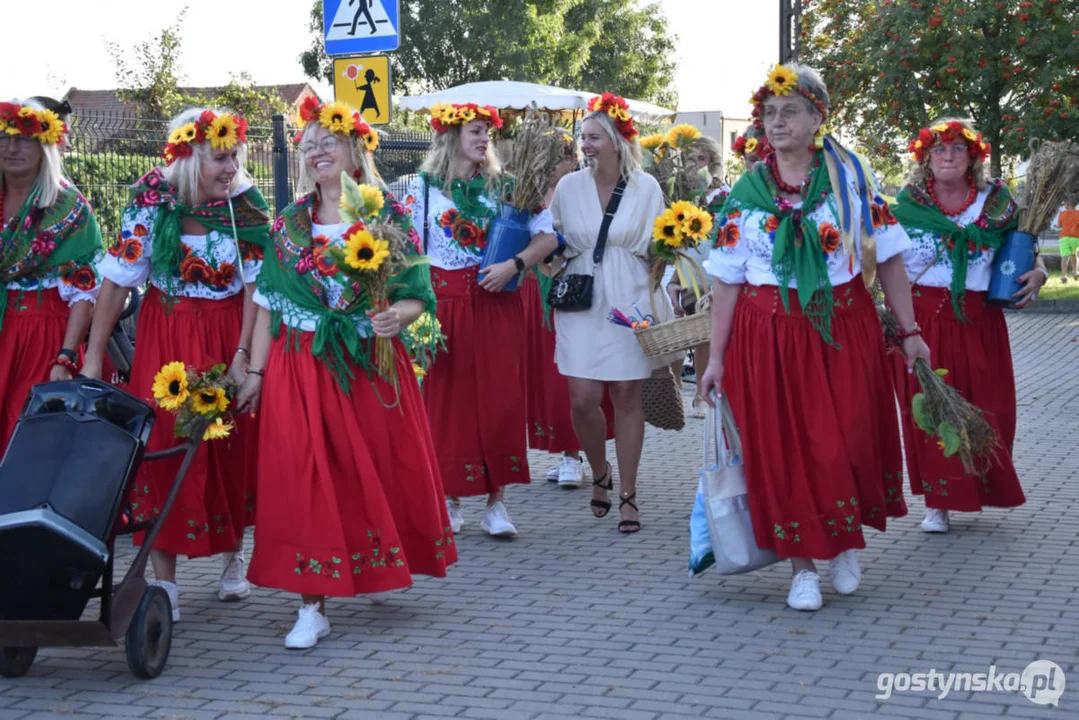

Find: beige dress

[550,168,675,381]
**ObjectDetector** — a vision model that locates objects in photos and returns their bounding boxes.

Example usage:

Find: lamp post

[780,0,802,64]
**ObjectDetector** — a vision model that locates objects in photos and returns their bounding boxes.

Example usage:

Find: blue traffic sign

[323,0,401,56]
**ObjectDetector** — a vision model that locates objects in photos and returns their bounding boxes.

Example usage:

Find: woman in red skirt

[84,107,271,620]
[405,104,559,537]
[890,119,1046,533]
[699,64,929,611]
[0,99,103,445]
[235,99,456,649]
[522,130,613,487]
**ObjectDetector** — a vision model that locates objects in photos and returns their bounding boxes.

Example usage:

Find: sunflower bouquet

[643,123,713,208]
[331,172,426,388]
[878,307,998,475]
[151,361,236,442]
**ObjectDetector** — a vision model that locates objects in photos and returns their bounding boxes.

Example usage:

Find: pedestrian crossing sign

[323,0,401,56]
[333,55,393,126]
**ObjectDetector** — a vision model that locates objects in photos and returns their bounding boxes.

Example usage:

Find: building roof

[63,83,321,117]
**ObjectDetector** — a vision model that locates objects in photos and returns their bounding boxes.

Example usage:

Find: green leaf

[934,368,949,377]
[938,422,961,457]
[339,172,365,224]
[912,394,935,433]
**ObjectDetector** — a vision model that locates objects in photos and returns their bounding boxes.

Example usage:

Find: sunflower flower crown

[749,65,828,132]
[295,97,380,152]
[0,102,67,145]
[587,93,638,141]
[428,102,504,133]
[163,110,249,166]
[732,133,773,160]
[908,121,991,164]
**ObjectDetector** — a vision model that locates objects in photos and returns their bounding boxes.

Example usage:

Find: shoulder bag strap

[592,177,627,265]
[422,175,430,255]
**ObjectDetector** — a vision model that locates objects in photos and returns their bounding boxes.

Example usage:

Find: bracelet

[513,255,526,273]
[896,324,922,341]
[246,368,265,377]
[54,357,80,375]
[236,347,250,357]
[1033,266,1049,282]
[58,348,78,363]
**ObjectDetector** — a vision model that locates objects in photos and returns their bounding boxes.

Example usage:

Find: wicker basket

[635,254,712,358]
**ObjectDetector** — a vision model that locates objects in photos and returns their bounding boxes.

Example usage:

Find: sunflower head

[208,114,240,150]
[652,212,684,248]
[664,123,702,149]
[320,101,355,135]
[639,134,665,152]
[681,207,713,244]
[33,109,66,145]
[359,184,385,218]
[203,417,234,441]
[765,65,799,97]
[343,224,391,271]
[191,386,229,416]
[152,361,191,411]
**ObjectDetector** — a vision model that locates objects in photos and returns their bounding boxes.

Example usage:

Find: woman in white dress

[550,93,673,533]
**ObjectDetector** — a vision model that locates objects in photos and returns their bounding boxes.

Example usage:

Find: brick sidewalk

[1,313,1076,719]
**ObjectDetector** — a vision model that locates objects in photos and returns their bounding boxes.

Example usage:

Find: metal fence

[64,110,431,239]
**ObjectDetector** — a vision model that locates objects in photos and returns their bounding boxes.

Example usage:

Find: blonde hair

[907,117,989,190]
[419,123,501,186]
[582,111,641,182]
[295,122,382,196]
[161,107,251,206]
[690,136,725,189]
[0,98,66,208]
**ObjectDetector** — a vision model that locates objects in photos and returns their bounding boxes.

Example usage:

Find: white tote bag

[702,397,780,575]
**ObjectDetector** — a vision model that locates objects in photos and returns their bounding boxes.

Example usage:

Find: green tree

[298,0,678,107]
[188,72,291,119]
[801,0,1078,177]
[106,8,189,119]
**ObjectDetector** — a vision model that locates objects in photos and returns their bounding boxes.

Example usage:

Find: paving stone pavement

[1,312,1077,720]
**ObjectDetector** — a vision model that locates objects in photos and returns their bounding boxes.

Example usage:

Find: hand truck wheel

[124,585,173,679]
[0,646,37,678]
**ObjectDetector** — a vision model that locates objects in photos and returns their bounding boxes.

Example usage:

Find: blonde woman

[405,103,559,537]
[666,135,731,418]
[84,107,271,620]
[0,99,103,445]
[549,93,674,534]
[234,99,455,649]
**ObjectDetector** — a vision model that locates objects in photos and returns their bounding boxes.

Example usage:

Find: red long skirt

[520,274,613,453]
[723,283,908,560]
[891,286,1024,511]
[247,331,457,597]
[0,289,69,449]
[127,287,257,557]
[424,266,530,496]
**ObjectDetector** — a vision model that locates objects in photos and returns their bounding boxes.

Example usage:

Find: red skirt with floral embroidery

[127,287,258,558]
[0,289,70,449]
[723,282,907,561]
[424,266,530,496]
[891,286,1024,511]
[247,331,457,597]
[520,274,613,453]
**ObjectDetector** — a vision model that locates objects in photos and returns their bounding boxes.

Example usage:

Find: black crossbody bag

[546,178,626,312]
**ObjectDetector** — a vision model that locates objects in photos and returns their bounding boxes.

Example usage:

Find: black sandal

[618,492,641,534]
[591,463,613,518]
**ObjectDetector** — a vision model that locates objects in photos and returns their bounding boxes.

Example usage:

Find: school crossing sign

[322,0,401,56]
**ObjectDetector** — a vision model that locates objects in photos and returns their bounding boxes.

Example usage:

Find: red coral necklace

[927,174,978,217]
[767,154,810,195]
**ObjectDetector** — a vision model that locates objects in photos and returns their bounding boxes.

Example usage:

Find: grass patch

[1038,268,1079,301]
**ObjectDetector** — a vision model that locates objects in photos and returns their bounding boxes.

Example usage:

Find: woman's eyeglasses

[299,136,344,156]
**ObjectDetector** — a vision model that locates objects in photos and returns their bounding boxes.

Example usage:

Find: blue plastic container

[987,230,1037,307]
[480,205,532,292]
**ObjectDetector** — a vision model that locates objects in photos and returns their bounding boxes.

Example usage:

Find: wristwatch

[512,255,526,273]
[58,348,78,363]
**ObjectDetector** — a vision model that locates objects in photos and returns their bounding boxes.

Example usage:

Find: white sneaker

[446,498,464,533]
[284,603,331,649]
[151,580,180,623]
[480,501,518,537]
[827,550,861,595]
[787,570,823,611]
[546,464,560,482]
[921,508,950,533]
[557,456,584,489]
[218,551,252,601]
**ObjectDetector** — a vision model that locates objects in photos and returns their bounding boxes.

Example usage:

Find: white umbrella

[396,80,676,123]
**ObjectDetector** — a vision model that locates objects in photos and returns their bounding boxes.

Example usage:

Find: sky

[1,0,776,118]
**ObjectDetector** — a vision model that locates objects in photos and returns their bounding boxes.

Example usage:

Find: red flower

[198,110,217,128]
[132,223,149,237]
[819,223,841,254]
[240,241,264,263]
[439,209,459,227]
[718,222,740,249]
[727,209,742,220]
[353,116,371,137]
[213,262,237,288]
[452,217,481,248]
[72,267,97,292]
[764,215,780,234]
[108,238,124,257]
[235,116,249,144]
[179,256,213,284]
[299,96,321,125]
[312,233,333,250]
[121,239,144,262]
[314,249,338,277]
[181,242,194,259]
[732,136,747,155]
